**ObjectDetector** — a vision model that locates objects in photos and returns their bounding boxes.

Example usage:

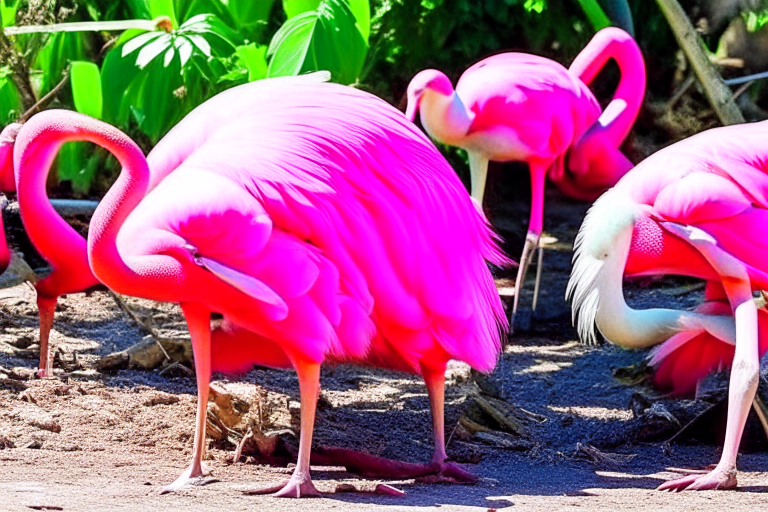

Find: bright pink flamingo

[0,124,20,274]
[567,121,768,491]
[406,27,645,318]
[12,77,509,497]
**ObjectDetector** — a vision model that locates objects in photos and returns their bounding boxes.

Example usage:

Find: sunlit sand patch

[520,359,573,374]
[548,406,632,420]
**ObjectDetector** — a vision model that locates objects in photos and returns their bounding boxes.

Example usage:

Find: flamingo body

[22,76,512,495]
[451,53,600,168]
[568,120,768,490]
[408,27,645,317]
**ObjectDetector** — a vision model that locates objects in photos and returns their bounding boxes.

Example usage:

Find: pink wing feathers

[651,302,768,395]
[126,80,509,375]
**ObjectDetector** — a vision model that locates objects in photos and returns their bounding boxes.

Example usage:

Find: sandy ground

[1,172,767,511]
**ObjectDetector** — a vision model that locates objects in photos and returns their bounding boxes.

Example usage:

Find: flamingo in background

[406,26,645,319]
[567,121,768,491]
[1,124,20,275]
[15,76,509,497]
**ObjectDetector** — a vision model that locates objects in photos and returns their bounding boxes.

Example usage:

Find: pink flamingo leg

[36,296,57,378]
[422,363,478,482]
[659,299,757,491]
[275,359,322,498]
[162,303,214,493]
[658,222,758,491]
[513,163,547,318]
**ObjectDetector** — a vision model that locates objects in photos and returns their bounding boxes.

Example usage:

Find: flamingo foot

[657,466,737,491]
[426,460,478,483]
[160,465,218,494]
[246,475,321,498]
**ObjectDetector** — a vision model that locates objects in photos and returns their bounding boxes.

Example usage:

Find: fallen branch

[655,0,745,126]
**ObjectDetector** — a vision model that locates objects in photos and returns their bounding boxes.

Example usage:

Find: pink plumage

[24,75,513,495]
[568,120,768,490]
[0,123,19,274]
[407,27,646,316]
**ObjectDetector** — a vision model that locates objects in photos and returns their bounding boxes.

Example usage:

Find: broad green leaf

[32,32,90,96]
[101,45,143,125]
[115,28,149,47]
[0,69,21,125]
[0,0,18,28]
[70,61,103,119]
[236,43,268,81]
[268,0,368,85]
[283,0,321,18]
[228,0,276,28]
[148,0,179,29]
[347,0,369,40]
[56,142,102,195]
[574,0,611,31]
[174,0,235,26]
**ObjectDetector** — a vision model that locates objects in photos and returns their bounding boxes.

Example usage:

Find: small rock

[14,408,61,433]
[143,393,180,407]
[68,369,101,381]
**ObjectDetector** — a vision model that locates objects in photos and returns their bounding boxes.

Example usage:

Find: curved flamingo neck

[569,27,645,148]
[84,116,189,301]
[594,224,735,349]
[14,117,98,294]
[13,111,151,297]
[418,91,473,146]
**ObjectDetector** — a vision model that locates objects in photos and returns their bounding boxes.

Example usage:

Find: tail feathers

[651,305,768,395]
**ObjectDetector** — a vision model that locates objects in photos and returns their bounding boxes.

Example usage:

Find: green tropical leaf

[0,0,19,28]
[0,68,21,125]
[574,0,611,31]
[236,43,268,81]
[228,0,276,28]
[283,0,321,18]
[32,32,89,96]
[347,0,370,40]
[56,141,102,195]
[268,0,368,85]
[174,0,235,27]
[70,60,103,119]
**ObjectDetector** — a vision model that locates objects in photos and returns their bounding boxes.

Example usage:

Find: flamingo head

[405,69,454,122]
[566,188,642,345]
[0,123,22,192]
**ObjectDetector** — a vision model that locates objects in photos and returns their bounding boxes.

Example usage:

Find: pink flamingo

[406,27,645,318]
[0,124,20,274]
[567,121,768,491]
[13,77,509,497]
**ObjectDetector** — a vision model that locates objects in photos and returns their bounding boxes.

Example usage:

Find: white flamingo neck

[568,190,736,349]
[418,91,472,145]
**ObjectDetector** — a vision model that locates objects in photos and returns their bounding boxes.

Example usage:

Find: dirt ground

[1,170,768,512]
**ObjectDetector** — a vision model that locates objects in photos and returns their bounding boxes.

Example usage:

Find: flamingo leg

[657,222,758,491]
[467,152,489,206]
[273,359,322,498]
[36,296,57,378]
[422,363,478,482]
[162,303,215,494]
[532,246,544,312]
[512,164,546,319]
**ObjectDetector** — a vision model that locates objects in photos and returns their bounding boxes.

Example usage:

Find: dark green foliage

[363,0,595,105]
